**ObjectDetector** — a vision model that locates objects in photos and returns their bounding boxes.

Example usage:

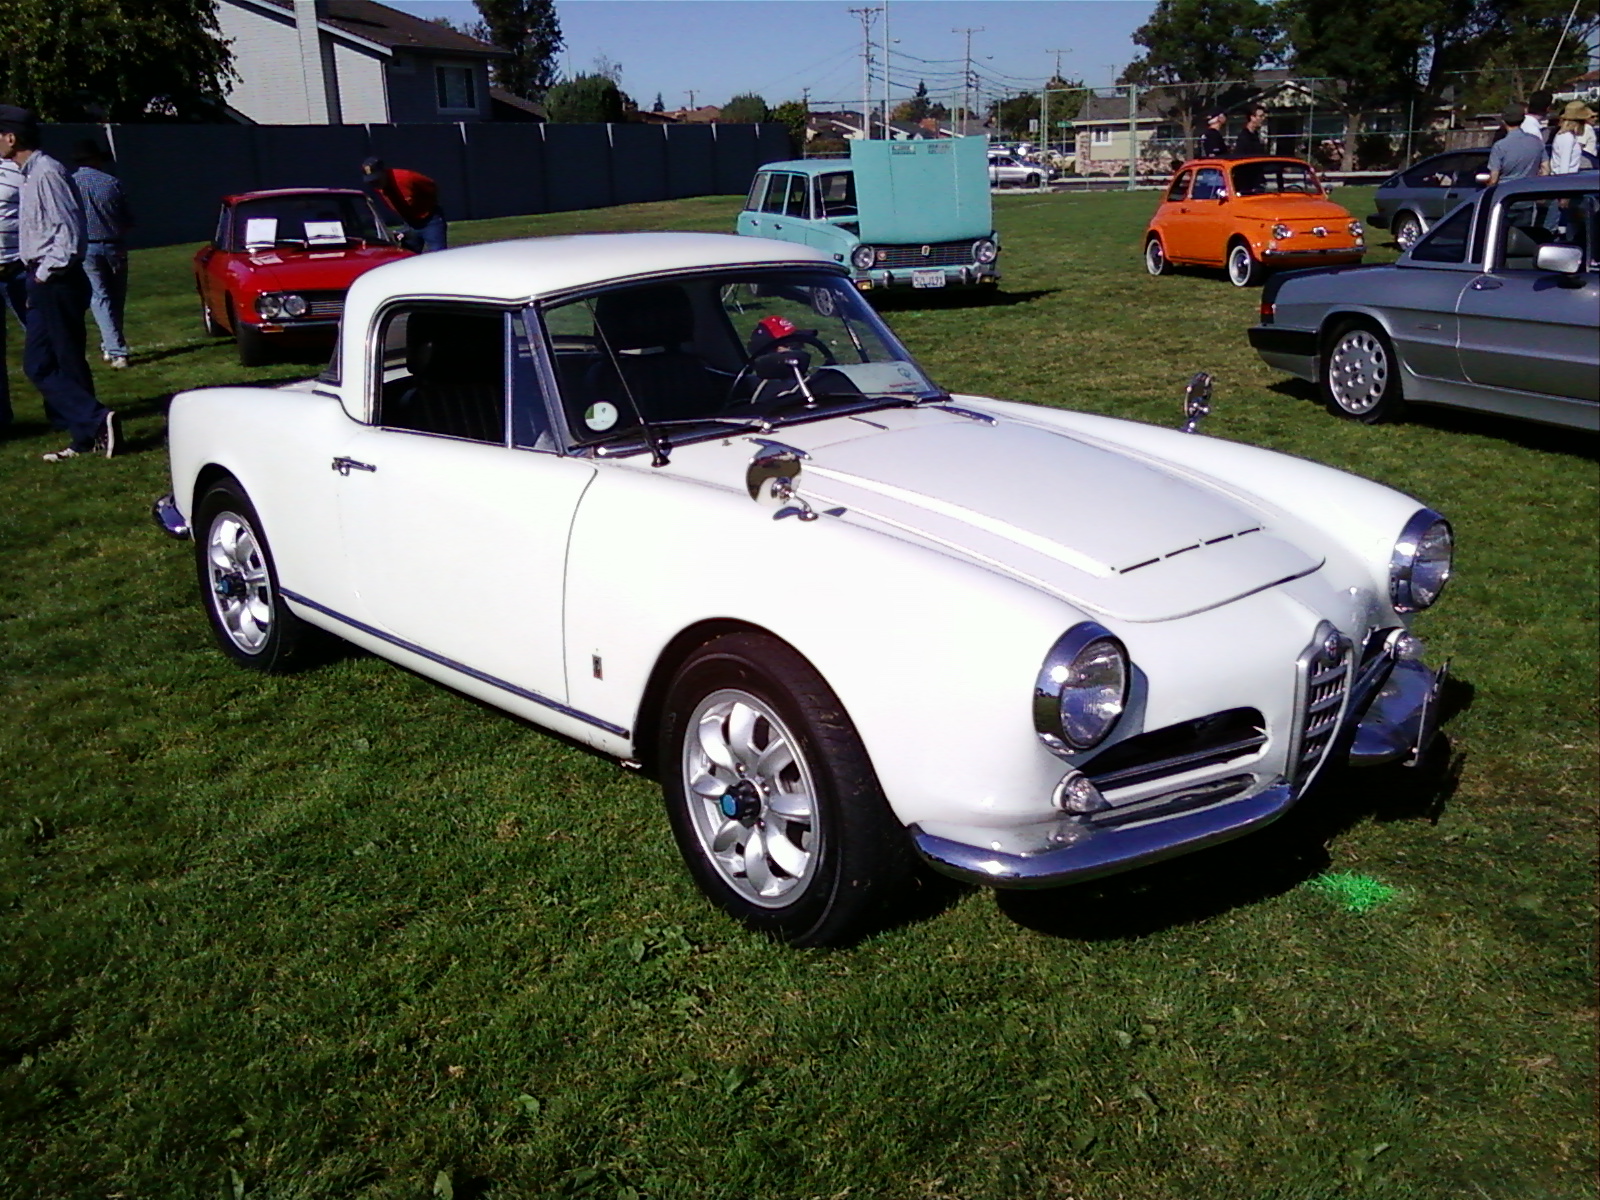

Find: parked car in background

[1369,148,1492,251]
[155,232,1453,946]
[195,188,412,366]
[1144,157,1365,286]
[737,138,1000,292]
[988,152,1046,188]
[1250,171,1599,430]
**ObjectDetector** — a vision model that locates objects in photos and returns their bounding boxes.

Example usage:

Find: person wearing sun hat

[1550,100,1596,172]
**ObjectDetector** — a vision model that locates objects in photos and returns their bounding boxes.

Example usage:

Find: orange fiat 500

[1144,157,1365,286]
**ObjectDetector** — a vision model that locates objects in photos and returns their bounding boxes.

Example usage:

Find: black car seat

[386,311,506,443]
[585,285,722,422]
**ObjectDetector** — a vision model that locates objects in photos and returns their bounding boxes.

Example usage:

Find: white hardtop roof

[344,232,838,310]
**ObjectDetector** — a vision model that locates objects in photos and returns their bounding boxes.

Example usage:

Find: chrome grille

[300,290,345,320]
[875,241,974,268]
[1085,707,1266,793]
[1294,623,1352,787]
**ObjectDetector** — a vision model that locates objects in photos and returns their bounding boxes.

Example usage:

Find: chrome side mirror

[746,440,817,520]
[1180,372,1212,434]
[1535,243,1584,275]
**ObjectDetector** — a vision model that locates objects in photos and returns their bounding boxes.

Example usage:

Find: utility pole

[1043,49,1070,160]
[686,89,697,111]
[882,0,891,137]
[851,6,881,138]
[953,26,984,133]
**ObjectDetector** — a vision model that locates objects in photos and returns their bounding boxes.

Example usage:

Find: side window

[745,172,770,212]
[1494,191,1594,270]
[374,305,508,444]
[782,173,810,218]
[1408,203,1474,263]
[817,172,857,217]
[1191,167,1225,201]
[761,174,791,215]
[1166,170,1192,202]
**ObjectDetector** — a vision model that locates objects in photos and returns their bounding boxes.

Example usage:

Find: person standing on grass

[1,150,26,439]
[0,105,118,461]
[1200,111,1228,158]
[72,140,133,370]
[1485,108,1546,185]
[360,156,447,252]
[1233,106,1268,158]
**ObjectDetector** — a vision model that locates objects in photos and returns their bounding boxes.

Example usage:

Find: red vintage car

[195,188,413,365]
[1143,157,1365,287]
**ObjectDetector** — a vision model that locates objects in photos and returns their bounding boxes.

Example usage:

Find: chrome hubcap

[1146,241,1163,273]
[1396,217,1420,250]
[206,513,273,653]
[1228,247,1251,284]
[682,688,818,906]
[1328,331,1388,413]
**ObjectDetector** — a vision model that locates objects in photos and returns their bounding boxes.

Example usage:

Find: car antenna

[590,307,672,467]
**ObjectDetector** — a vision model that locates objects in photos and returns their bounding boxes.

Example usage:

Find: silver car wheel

[1145,237,1167,276]
[1227,243,1258,287]
[681,688,820,908]
[1394,212,1423,252]
[1327,329,1390,414]
[205,512,274,654]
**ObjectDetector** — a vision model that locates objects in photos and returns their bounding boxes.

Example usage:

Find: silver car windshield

[542,269,942,449]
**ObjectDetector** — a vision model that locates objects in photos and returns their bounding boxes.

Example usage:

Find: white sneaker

[110,356,129,369]
[42,445,82,462]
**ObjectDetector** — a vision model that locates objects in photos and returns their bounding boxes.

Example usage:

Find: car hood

[661,406,1322,622]
[237,244,410,290]
[1235,196,1352,222]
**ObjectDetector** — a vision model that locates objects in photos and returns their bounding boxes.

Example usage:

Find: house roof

[1074,92,1167,124]
[254,0,507,57]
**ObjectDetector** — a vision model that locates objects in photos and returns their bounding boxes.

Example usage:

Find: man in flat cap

[0,105,118,460]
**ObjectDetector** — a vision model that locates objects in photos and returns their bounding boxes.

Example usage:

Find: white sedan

[155,233,1452,946]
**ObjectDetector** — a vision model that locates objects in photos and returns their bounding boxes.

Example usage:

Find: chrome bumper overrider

[152,493,190,540]
[912,640,1444,890]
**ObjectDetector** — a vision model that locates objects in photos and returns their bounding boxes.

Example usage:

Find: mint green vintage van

[736,137,1000,292]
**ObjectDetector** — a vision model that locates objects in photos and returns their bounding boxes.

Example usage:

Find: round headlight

[1271,223,1291,240]
[850,245,877,271]
[255,293,283,319]
[973,237,999,264]
[1034,623,1130,754]
[1348,218,1364,237]
[280,293,308,317]
[1390,509,1453,612]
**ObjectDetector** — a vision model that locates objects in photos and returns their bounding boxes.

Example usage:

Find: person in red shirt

[360,157,447,252]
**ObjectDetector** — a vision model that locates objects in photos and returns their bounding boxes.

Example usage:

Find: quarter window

[745,173,770,212]
[375,305,508,444]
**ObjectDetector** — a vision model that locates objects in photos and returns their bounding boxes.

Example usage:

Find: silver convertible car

[1250,170,1599,431]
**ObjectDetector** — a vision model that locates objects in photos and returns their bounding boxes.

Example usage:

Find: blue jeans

[24,265,106,451]
[414,211,448,252]
[0,266,29,432]
[83,244,130,358]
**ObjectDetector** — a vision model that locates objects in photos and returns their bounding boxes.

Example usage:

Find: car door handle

[1470,277,1503,291]
[331,456,376,475]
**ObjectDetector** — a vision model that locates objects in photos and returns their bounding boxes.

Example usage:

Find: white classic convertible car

[155,233,1452,946]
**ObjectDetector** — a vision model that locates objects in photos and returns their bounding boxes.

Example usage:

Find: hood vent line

[1117,526,1263,575]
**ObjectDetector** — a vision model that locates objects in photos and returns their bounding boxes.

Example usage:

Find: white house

[215,0,506,124]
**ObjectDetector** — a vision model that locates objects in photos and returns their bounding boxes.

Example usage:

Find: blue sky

[391,1,1157,112]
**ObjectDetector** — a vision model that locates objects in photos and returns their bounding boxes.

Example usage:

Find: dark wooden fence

[38,122,794,250]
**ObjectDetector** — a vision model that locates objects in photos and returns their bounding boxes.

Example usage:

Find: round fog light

[1053,770,1110,815]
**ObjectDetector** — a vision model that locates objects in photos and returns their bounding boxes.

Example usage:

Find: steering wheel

[727,331,838,405]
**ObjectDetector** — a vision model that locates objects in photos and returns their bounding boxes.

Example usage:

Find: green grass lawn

[2,188,1595,1200]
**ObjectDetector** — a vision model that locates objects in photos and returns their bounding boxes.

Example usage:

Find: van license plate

[911,269,945,288]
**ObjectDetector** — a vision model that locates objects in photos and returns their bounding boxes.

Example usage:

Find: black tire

[194,477,320,672]
[1025,173,1043,188]
[1393,211,1423,252]
[658,632,910,946]
[1226,240,1262,287]
[235,321,270,368]
[1319,320,1404,423]
[1144,235,1168,276]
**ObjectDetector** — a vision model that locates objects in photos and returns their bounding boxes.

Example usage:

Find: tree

[652,92,666,113]
[721,94,771,124]
[545,74,626,123]
[1122,0,1280,154]
[0,0,234,121]
[471,0,563,99]
[989,93,1040,139]
[771,99,811,153]
[891,80,934,124]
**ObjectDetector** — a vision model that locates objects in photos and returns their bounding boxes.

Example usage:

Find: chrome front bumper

[912,641,1444,889]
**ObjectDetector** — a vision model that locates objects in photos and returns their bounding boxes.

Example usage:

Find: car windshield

[1230,161,1322,196]
[542,269,943,451]
[230,194,389,251]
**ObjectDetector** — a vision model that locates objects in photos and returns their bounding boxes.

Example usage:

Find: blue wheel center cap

[719,780,762,823]
[214,572,246,599]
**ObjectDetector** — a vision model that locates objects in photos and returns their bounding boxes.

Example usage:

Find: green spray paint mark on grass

[1309,872,1399,914]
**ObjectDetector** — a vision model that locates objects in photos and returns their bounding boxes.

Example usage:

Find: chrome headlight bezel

[1390,509,1453,613]
[972,237,999,264]
[255,292,284,319]
[849,244,877,271]
[280,293,308,318]
[1034,622,1130,755]
[1271,223,1291,240]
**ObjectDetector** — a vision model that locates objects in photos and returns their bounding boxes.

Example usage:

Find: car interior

[1499,192,1596,271]
[377,308,508,444]
[228,194,388,251]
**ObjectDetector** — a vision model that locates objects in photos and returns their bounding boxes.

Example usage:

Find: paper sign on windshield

[304,221,346,245]
[243,217,278,248]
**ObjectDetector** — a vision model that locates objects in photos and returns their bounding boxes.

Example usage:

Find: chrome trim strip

[931,404,998,425]
[1087,733,1268,790]
[910,781,1295,889]
[278,588,631,739]
[151,493,190,540]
